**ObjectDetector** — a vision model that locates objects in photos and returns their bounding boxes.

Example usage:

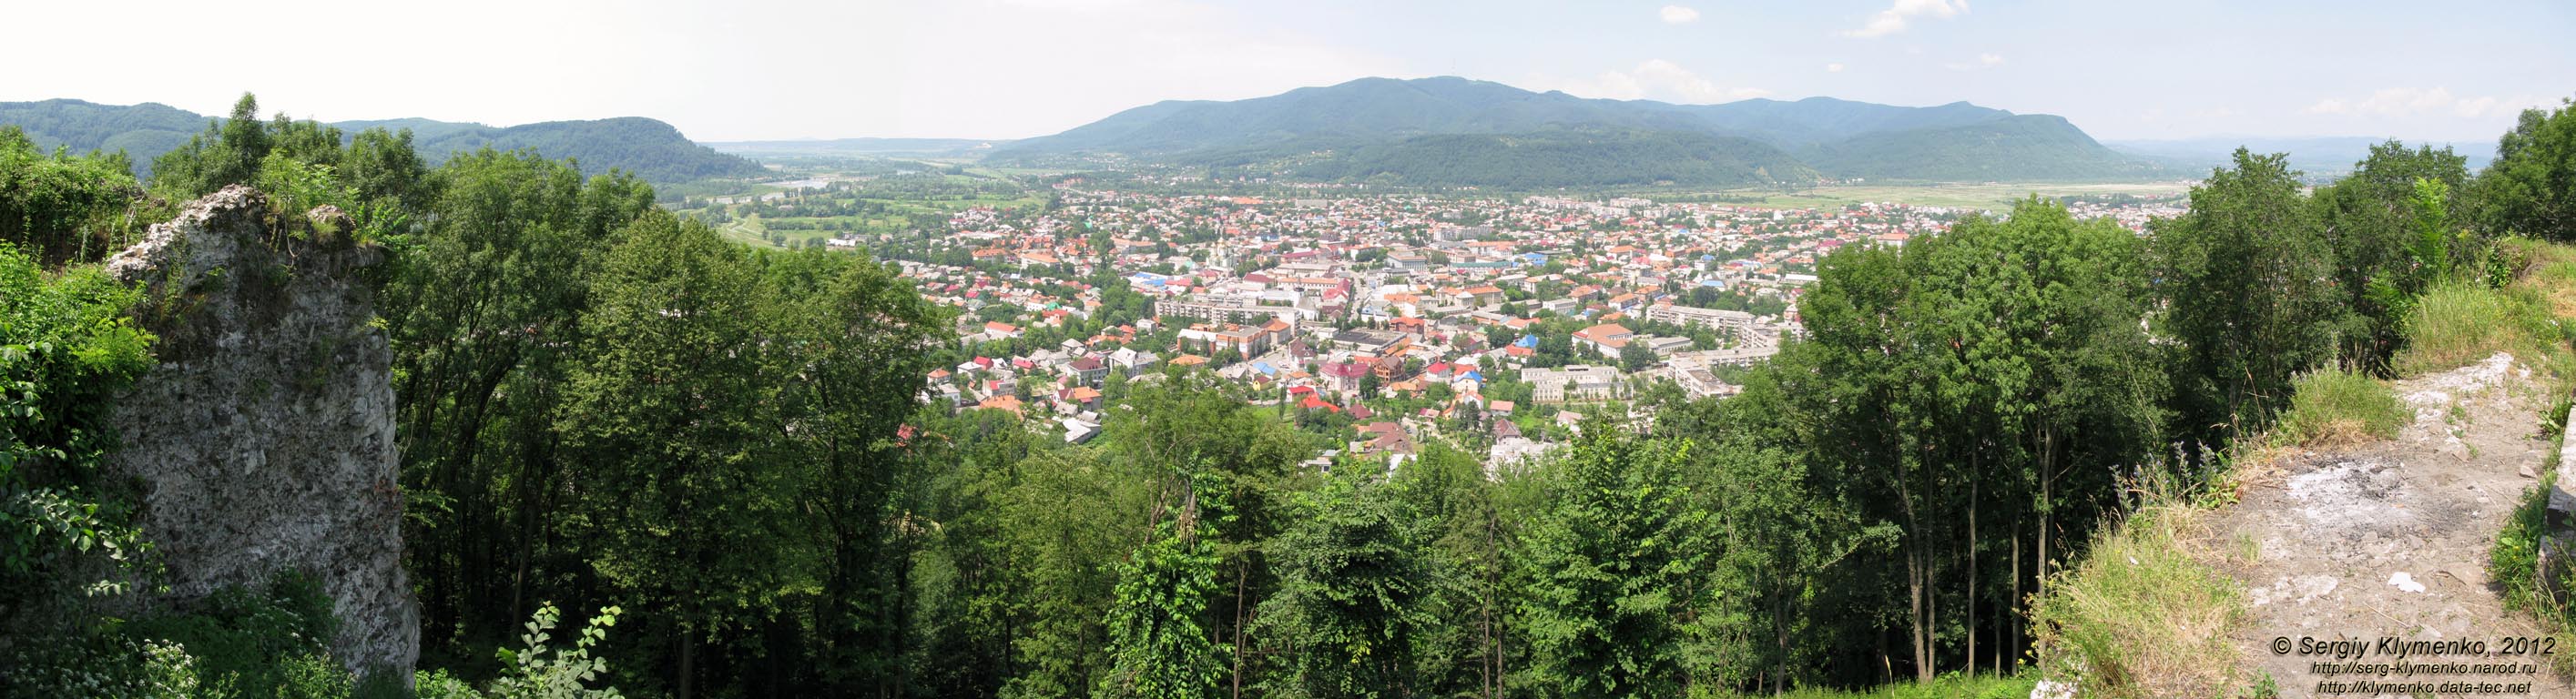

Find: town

[857,183,2185,470]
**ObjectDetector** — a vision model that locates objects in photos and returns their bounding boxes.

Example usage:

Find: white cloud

[1826,63,1846,73]
[1943,53,2004,71]
[1544,59,1768,104]
[1658,5,1700,24]
[1843,0,1968,38]
[2303,87,2549,119]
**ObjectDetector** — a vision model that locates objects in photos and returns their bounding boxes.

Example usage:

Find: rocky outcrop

[101,186,418,677]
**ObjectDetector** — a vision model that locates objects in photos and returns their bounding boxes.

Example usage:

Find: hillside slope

[992,76,2157,185]
[1799,115,2153,181]
[0,98,203,166]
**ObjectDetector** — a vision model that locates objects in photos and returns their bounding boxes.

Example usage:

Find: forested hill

[988,76,2155,185]
[1799,114,2160,181]
[0,98,766,184]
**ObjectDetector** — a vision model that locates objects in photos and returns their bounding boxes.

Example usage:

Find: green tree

[558,212,781,699]
[1787,198,2168,683]
[1105,377,1308,694]
[342,127,433,215]
[1616,342,1655,372]
[1097,471,1232,699]
[1390,441,1525,699]
[150,93,275,198]
[997,448,1156,698]
[0,127,144,266]
[2473,97,2576,241]
[384,149,655,668]
[2315,140,2471,371]
[2153,149,2342,443]
[1255,468,1432,699]
[1510,433,1713,697]
[763,248,950,694]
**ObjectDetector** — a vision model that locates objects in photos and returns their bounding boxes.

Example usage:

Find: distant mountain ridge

[707,137,1013,157]
[990,76,2161,186]
[0,98,766,184]
[2104,136,2499,176]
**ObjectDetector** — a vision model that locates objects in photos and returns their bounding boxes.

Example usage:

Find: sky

[5,0,2569,144]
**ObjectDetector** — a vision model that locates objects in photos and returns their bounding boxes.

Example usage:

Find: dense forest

[5,90,2576,698]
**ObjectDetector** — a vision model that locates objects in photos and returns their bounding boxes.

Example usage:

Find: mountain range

[0,98,766,184]
[706,137,1008,158]
[987,76,2165,186]
[10,83,2497,191]
[2103,136,2499,175]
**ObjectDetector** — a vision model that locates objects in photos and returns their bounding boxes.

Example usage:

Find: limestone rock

[101,185,418,677]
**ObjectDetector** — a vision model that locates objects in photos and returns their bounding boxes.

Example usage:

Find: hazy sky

[6,0,2569,143]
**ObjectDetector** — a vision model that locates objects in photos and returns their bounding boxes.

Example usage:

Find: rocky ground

[2211,352,2574,697]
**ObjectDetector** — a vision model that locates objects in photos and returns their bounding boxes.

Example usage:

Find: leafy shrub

[2274,369,2408,446]
[1,635,200,699]
[415,668,485,699]
[0,241,157,610]
[489,603,626,699]
[117,572,344,696]
[2492,470,2576,676]
[0,126,148,266]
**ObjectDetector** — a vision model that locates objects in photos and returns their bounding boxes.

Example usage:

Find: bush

[488,603,626,699]
[117,573,347,697]
[2274,369,2408,446]
[0,635,200,699]
[415,669,485,699]
[0,241,158,609]
[2029,500,2247,699]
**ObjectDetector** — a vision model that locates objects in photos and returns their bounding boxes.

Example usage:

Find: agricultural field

[674,157,1053,249]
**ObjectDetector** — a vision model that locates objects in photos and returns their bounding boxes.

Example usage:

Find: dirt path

[2210,352,2574,697]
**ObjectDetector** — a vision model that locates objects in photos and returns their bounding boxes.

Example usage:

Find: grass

[2394,279,2570,377]
[2396,239,2576,382]
[2449,239,2576,677]
[2273,368,2409,447]
[2491,463,2576,678]
[2028,489,2250,699]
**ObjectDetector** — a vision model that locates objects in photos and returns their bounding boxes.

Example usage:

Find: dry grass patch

[2030,500,2249,699]
[2273,369,2408,447]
